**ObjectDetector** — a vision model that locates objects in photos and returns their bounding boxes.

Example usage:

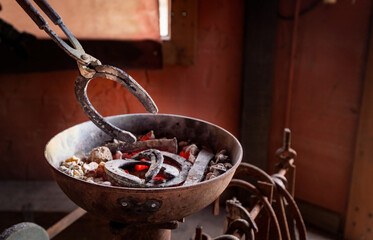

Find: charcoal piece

[224,162,233,169]
[205,172,217,180]
[106,138,178,154]
[183,149,214,186]
[183,144,199,155]
[214,149,229,163]
[182,143,199,163]
[178,141,189,149]
[88,146,113,163]
[209,163,227,173]
[139,130,155,141]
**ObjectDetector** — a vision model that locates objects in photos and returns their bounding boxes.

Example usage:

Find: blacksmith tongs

[15,0,158,143]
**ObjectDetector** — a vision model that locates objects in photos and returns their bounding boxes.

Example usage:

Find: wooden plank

[345,10,373,239]
[239,0,277,169]
[162,0,198,65]
[47,208,86,239]
[0,39,162,73]
[0,0,162,72]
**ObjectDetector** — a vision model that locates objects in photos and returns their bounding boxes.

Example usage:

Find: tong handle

[15,0,101,69]
[16,0,47,29]
[34,0,62,25]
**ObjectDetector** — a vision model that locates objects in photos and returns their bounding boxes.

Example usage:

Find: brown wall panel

[268,0,371,215]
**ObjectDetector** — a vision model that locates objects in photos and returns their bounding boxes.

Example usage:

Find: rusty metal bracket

[117,197,162,214]
[275,128,296,169]
[275,128,297,197]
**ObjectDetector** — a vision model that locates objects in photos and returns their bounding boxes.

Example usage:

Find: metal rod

[34,0,62,25]
[16,0,48,29]
[194,226,203,240]
[285,0,302,128]
[46,208,87,239]
[15,0,96,66]
[277,168,287,177]
[249,201,262,220]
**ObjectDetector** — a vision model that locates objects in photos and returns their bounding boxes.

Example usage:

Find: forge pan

[45,114,243,224]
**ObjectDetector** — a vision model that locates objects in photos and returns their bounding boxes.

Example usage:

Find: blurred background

[0,0,372,239]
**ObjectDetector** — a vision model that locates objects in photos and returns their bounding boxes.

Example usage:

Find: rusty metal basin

[45,114,242,224]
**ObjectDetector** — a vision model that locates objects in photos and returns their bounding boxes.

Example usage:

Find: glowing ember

[153,175,165,181]
[135,159,149,171]
[179,150,190,159]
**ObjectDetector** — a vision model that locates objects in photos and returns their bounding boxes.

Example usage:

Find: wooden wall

[345,5,373,237]
[268,0,372,219]
[0,0,244,180]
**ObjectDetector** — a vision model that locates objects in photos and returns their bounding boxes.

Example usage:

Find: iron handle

[34,0,62,25]
[15,0,98,67]
[16,0,48,29]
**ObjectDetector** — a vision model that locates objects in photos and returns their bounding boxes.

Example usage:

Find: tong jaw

[77,59,101,79]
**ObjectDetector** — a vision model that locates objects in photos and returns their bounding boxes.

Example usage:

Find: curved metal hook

[75,65,158,143]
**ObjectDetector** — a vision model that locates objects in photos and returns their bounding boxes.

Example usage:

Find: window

[1,0,164,40]
[0,0,196,72]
